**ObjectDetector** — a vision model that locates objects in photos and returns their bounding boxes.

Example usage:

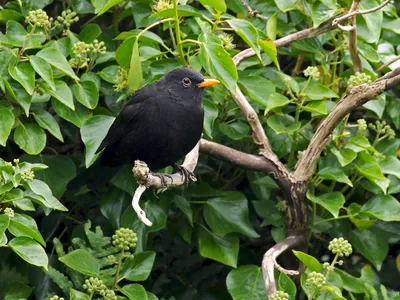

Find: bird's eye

[182,77,192,87]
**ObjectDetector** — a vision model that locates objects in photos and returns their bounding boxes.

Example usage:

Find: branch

[332,0,392,25]
[262,235,305,297]
[348,0,362,73]
[233,16,338,67]
[295,70,400,182]
[376,54,400,73]
[131,142,200,226]
[241,0,269,21]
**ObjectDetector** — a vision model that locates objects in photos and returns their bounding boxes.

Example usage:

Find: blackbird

[69,68,219,190]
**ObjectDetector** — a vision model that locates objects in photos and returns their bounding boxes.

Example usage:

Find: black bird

[70,68,219,190]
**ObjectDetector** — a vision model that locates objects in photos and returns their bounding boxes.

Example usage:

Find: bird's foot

[150,171,173,189]
[173,164,197,186]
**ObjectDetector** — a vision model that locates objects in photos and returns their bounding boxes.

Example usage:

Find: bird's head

[164,68,220,101]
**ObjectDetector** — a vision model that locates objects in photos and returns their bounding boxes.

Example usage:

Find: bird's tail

[67,158,121,192]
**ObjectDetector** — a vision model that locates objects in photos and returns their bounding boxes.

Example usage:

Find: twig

[241,0,269,21]
[131,142,200,226]
[262,236,305,297]
[233,16,339,67]
[348,0,362,73]
[295,69,400,182]
[376,55,400,73]
[332,0,392,25]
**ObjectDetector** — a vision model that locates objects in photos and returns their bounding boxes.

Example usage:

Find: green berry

[348,72,372,88]
[303,66,320,80]
[270,291,289,300]
[112,228,138,251]
[306,272,326,288]
[328,237,352,257]
[4,207,14,219]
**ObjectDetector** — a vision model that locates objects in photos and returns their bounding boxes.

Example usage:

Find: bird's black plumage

[69,68,219,190]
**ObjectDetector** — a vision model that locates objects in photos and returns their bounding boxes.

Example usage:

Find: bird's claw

[150,172,173,188]
[174,164,197,186]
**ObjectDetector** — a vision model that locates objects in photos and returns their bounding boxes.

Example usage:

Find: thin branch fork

[241,0,269,21]
[262,235,305,296]
[131,142,200,227]
[332,0,392,25]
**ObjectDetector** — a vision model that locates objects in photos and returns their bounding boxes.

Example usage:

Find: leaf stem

[313,213,359,225]
[17,24,37,59]
[113,249,124,288]
[173,0,185,65]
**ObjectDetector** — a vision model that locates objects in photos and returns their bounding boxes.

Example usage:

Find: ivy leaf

[203,99,218,138]
[120,251,156,281]
[119,284,148,300]
[0,214,10,239]
[304,81,338,100]
[360,195,400,222]
[29,55,56,91]
[0,106,15,146]
[46,81,74,110]
[36,47,79,81]
[52,99,91,128]
[198,226,239,267]
[8,236,48,268]
[72,81,99,109]
[267,115,301,134]
[306,191,345,218]
[8,63,35,95]
[258,39,280,70]
[27,179,68,211]
[8,213,46,246]
[80,115,115,168]
[219,122,249,140]
[33,110,64,142]
[330,148,357,166]
[204,191,259,238]
[127,39,143,92]
[14,123,46,155]
[198,0,226,13]
[265,93,290,114]
[318,167,353,187]
[238,76,276,106]
[226,265,267,300]
[274,0,300,12]
[59,249,100,276]
[293,250,321,272]
[227,19,261,60]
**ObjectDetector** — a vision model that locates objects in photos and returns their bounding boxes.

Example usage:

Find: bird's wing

[95,89,148,153]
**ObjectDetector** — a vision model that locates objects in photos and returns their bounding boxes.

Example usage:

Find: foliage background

[0,0,400,299]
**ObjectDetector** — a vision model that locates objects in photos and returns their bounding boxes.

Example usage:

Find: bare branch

[131,142,200,226]
[233,16,338,67]
[241,0,269,21]
[294,70,400,181]
[332,0,392,25]
[262,236,305,297]
[347,0,362,73]
[376,55,400,73]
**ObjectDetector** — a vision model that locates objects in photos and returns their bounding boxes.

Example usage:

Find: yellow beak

[197,78,220,88]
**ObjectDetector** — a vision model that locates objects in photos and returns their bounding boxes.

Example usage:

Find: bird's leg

[173,163,197,186]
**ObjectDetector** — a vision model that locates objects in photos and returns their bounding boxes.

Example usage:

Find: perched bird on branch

[69,68,219,190]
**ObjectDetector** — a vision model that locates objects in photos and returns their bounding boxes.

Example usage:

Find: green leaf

[99,65,119,83]
[29,55,55,91]
[70,288,90,300]
[219,122,249,140]
[302,100,327,115]
[72,81,99,109]
[5,80,32,116]
[360,0,382,44]
[33,110,64,142]
[380,156,400,180]
[331,148,357,166]
[52,99,91,128]
[350,228,388,271]
[306,191,345,218]
[347,136,375,152]
[3,282,33,300]
[226,265,267,300]
[267,115,301,134]
[78,23,101,42]
[46,81,74,110]
[0,9,23,23]
[265,93,290,114]
[199,34,238,90]
[36,47,79,81]
[292,250,321,272]
[150,6,202,18]
[59,249,100,276]
[311,2,338,28]
[0,214,10,239]
[8,236,48,268]
[304,81,339,100]
[120,251,156,281]
[227,19,260,60]
[8,63,35,95]
[198,0,226,12]
[274,0,300,12]
[8,213,46,246]
[198,226,239,267]
[279,272,296,300]
[0,106,15,146]
[203,99,218,138]
[173,195,193,226]
[5,20,43,49]
[355,156,386,182]
[127,39,144,92]
[119,284,148,300]
[360,194,400,222]
[318,167,353,187]
[14,123,46,155]
[27,179,68,211]
[258,39,280,70]
[81,115,115,168]
[238,76,276,106]
[100,187,130,229]
[204,191,259,238]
